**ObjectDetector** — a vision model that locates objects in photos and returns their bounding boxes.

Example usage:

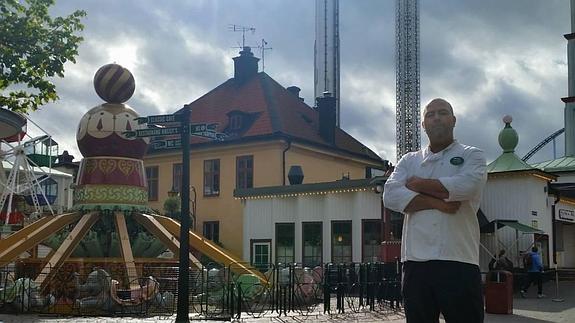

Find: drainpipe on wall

[282,139,292,186]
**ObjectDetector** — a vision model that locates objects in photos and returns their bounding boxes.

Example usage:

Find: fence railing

[0,261,403,320]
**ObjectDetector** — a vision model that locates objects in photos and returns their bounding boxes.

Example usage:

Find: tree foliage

[163,196,181,219]
[0,0,85,113]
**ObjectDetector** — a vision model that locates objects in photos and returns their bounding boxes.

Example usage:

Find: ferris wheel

[0,109,57,225]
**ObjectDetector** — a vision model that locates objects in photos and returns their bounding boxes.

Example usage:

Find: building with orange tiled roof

[143,47,388,259]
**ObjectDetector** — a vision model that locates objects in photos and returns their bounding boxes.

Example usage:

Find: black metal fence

[0,261,403,320]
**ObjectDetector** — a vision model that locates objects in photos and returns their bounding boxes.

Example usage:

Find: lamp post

[176,105,191,322]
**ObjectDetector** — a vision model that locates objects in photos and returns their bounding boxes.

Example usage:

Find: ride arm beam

[149,214,267,283]
[0,213,81,267]
[0,215,54,252]
[133,213,203,268]
[114,212,140,288]
[35,212,99,288]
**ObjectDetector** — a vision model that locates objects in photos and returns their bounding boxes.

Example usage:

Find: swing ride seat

[26,154,58,168]
[0,108,26,140]
[0,211,24,224]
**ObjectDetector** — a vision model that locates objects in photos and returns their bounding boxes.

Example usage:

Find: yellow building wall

[144,139,382,259]
[284,144,375,184]
[144,141,284,258]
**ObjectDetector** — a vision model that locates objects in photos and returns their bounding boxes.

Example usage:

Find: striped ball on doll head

[93,63,135,103]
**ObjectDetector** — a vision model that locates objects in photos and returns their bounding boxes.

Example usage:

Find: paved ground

[1,281,573,322]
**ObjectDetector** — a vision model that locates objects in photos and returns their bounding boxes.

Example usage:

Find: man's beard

[425,125,452,141]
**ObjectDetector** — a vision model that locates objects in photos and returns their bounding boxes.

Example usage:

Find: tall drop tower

[564,0,575,156]
[315,0,341,127]
[395,0,420,161]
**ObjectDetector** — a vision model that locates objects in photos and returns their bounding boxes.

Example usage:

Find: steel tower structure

[315,0,340,127]
[395,0,420,161]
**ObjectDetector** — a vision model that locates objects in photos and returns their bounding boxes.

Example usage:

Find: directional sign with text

[190,123,217,133]
[125,115,227,147]
[191,131,225,140]
[124,126,181,138]
[134,114,182,125]
[153,139,182,149]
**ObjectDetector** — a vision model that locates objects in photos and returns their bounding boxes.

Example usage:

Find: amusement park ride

[0,64,264,314]
[0,125,59,225]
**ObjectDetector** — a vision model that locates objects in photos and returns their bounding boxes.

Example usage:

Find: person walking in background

[521,246,545,298]
[383,98,487,323]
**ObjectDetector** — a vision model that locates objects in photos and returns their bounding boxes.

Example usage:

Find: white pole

[552,263,564,302]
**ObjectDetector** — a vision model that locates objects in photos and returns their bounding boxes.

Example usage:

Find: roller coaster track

[522,128,565,162]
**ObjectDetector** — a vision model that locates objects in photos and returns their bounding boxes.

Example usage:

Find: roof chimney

[233,47,259,85]
[316,92,336,144]
[287,86,300,96]
[57,150,74,163]
[287,86,304,102]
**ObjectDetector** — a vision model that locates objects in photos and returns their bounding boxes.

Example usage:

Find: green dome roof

[487,116,535,173]
[498,115,518,153]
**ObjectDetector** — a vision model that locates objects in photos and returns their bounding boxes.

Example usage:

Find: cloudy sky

[25,0,570,165]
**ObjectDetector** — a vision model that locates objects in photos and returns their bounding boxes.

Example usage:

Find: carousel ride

[0,64,264,314]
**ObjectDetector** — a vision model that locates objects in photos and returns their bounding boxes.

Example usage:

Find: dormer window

[224,110,260,137]
[230,114,242,130]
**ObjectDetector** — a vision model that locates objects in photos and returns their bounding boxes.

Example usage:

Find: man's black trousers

[402,260,484,323]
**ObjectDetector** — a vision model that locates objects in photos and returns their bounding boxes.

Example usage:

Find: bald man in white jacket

[383,98,487,323]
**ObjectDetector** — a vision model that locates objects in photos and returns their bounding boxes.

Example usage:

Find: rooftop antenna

[228,24,256,49]
[258,39,272,71]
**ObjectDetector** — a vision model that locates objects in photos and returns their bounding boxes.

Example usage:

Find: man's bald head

[422,98,456,152]
[423,98,454,116]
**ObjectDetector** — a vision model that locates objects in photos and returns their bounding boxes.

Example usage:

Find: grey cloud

[19,0,569,166]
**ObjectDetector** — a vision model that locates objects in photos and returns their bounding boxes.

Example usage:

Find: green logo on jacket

[450,157,464,165]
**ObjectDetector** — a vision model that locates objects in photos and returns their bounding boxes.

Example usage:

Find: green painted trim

[73,184,148,209]
[73,203,152,212]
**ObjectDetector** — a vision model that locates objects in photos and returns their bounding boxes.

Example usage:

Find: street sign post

[190,123,217,133]
[176,106,191,323]
[191,131,220,140]
[124,127,181,138]
[133,108,225,322]
[134,114,182,125]
[152,139,182,149]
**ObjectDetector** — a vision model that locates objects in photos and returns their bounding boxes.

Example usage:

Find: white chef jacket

[383,141,487,266]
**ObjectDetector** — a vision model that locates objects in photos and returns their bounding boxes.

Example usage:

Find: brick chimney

[316,92,336,144]
[233,47,259,85]
[287,86,304,102]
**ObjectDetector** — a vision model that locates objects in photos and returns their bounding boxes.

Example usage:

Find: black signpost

[126,107,226,322]
[124,127,181,138]
[176,106,191,322]
[134,114,182,125]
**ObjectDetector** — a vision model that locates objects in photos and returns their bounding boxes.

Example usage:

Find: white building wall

[242,199,274,261]
[54,174,73,213]
[480,175,551,268]
[242,190,381,264]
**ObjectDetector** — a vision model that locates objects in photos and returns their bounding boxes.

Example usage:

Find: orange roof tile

[149,72,384,165]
